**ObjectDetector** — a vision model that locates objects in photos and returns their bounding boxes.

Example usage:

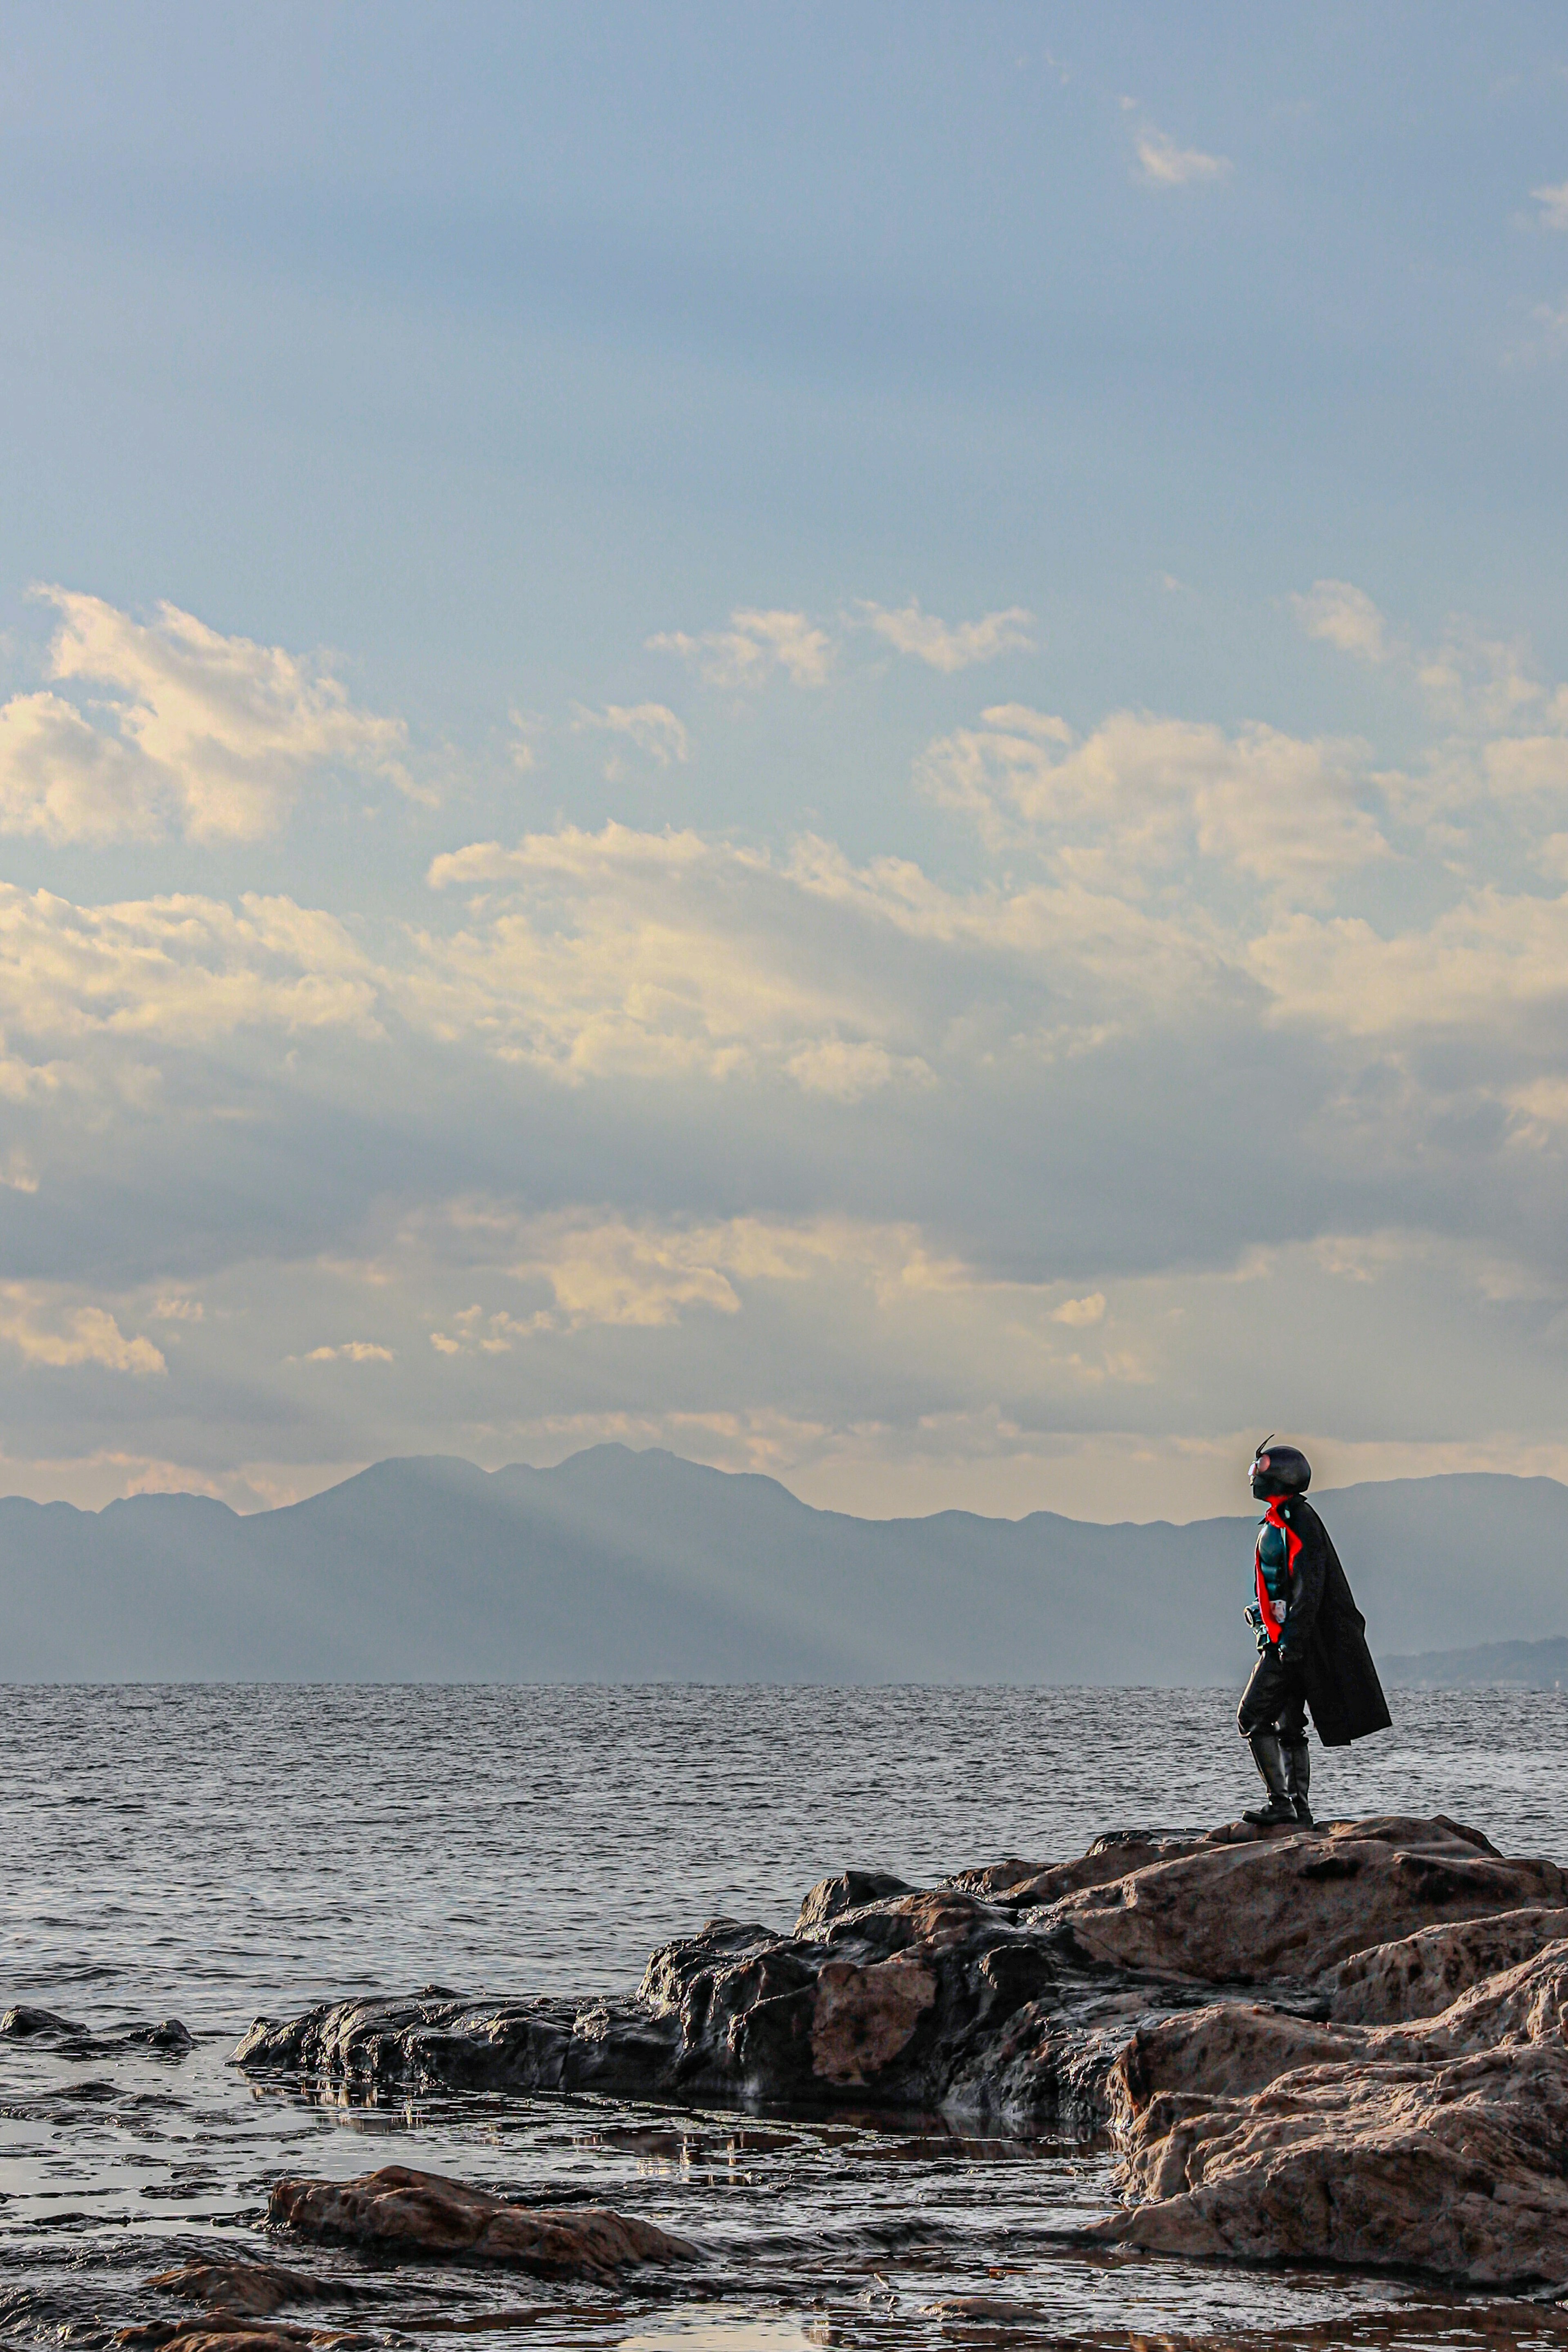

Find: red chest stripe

[1254,1500,1303,1644]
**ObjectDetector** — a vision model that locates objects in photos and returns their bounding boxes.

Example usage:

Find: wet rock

[270,2164,704,2278]
[2,2004,82,2039]
[148,2263,358,2318]
[237,1892,1095,2126]
[234,1990,680,2097]
[3,2004,192,2056]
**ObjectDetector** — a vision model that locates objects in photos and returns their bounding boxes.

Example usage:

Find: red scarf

[1254,1497,1303,1644]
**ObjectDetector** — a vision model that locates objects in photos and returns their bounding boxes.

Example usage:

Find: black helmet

[1249,1438,1310,1497]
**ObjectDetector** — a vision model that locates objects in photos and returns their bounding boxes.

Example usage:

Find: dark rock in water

[235,1815,1568,2285]
[148,2261,360,2317]
[270,2164,703,2277]
[2,2005,82,2039]
[4,2005,192,2056]
[234,1894,1123,2131]
[234,1989,684,2099]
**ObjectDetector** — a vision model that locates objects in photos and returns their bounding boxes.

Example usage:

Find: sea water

[5,1683,1568,2350]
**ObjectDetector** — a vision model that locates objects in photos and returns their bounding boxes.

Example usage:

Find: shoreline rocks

[234,1814,1568,2286]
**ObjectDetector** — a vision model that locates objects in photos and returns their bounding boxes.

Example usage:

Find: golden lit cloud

[0,590,408,843]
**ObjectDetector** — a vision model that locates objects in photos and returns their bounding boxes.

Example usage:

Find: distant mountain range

[2,1446,1566,1684]
[1381,1636,1568,1690]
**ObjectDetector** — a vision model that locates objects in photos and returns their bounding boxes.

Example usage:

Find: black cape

[1281,1495,1392,1747]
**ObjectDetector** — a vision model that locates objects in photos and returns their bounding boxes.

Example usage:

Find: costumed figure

[1238,1438,1391,1828]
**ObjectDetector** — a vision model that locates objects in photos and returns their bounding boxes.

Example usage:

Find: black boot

[1283,1737,1314,1827]
[1243,1729,1296,1826]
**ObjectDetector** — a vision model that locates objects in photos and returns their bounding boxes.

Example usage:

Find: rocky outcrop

[972,1815,1568,1982]
[234,1815,1568,2285]
[270,2165,702,2277]
[1098,1937,1568,2283]
[235,1816,1566,2131]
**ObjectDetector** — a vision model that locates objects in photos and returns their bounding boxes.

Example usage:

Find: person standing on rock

[1238,1441,1391,1829]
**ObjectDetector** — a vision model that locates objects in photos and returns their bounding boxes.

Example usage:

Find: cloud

[418,822,948,1090]
[1534,181,1568,231]
[297,1341,395,1363]
[14,578,1568,1523]
[648,608,831,688]
[1291,580,1391,663]
[570,701,690,768]
[1052,1293,1107,1326]
[1292,578,1566,744]
[0,885,382,1059]
[511,1217,746,1328]
[1135,129,1232,188]
[0,1284,165,1373]
[859,601,1035,673]
[1483,735,1568,797]
[1248,887,1568,1039]
[917,705,1387,884]
[419,1203,1113,1339]
[0,590,408,844]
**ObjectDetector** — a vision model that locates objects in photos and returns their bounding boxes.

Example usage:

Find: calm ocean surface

[6,1683,1568,2351]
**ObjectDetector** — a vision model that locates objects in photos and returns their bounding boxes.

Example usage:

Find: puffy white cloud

[0,589,408,843]
[1417,624,1546,731]
[1534,180,1568,231]
[1249,887,1568,1038]
[1483,735,1568,797]
[648,607,831,688]
[1135,129,1231,187]
[416,1201,1124,1343]
[1291,579,1391,663]
[1052,1293,1106,1327]
[0,884,381,1055]
[297,1341,395,1363]
[859,600,1034,672]
[918,705,1386,884]
[0,1285,165,1373]
[1292,580,1568,761]
[418,822,947,1087]
[570,701,689,768]
[0,690,161,846]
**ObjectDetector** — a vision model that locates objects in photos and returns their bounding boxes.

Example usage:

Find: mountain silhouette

[3,1446,1564,1683]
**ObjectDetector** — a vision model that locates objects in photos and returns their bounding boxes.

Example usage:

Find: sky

[3,2,1568,1522]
